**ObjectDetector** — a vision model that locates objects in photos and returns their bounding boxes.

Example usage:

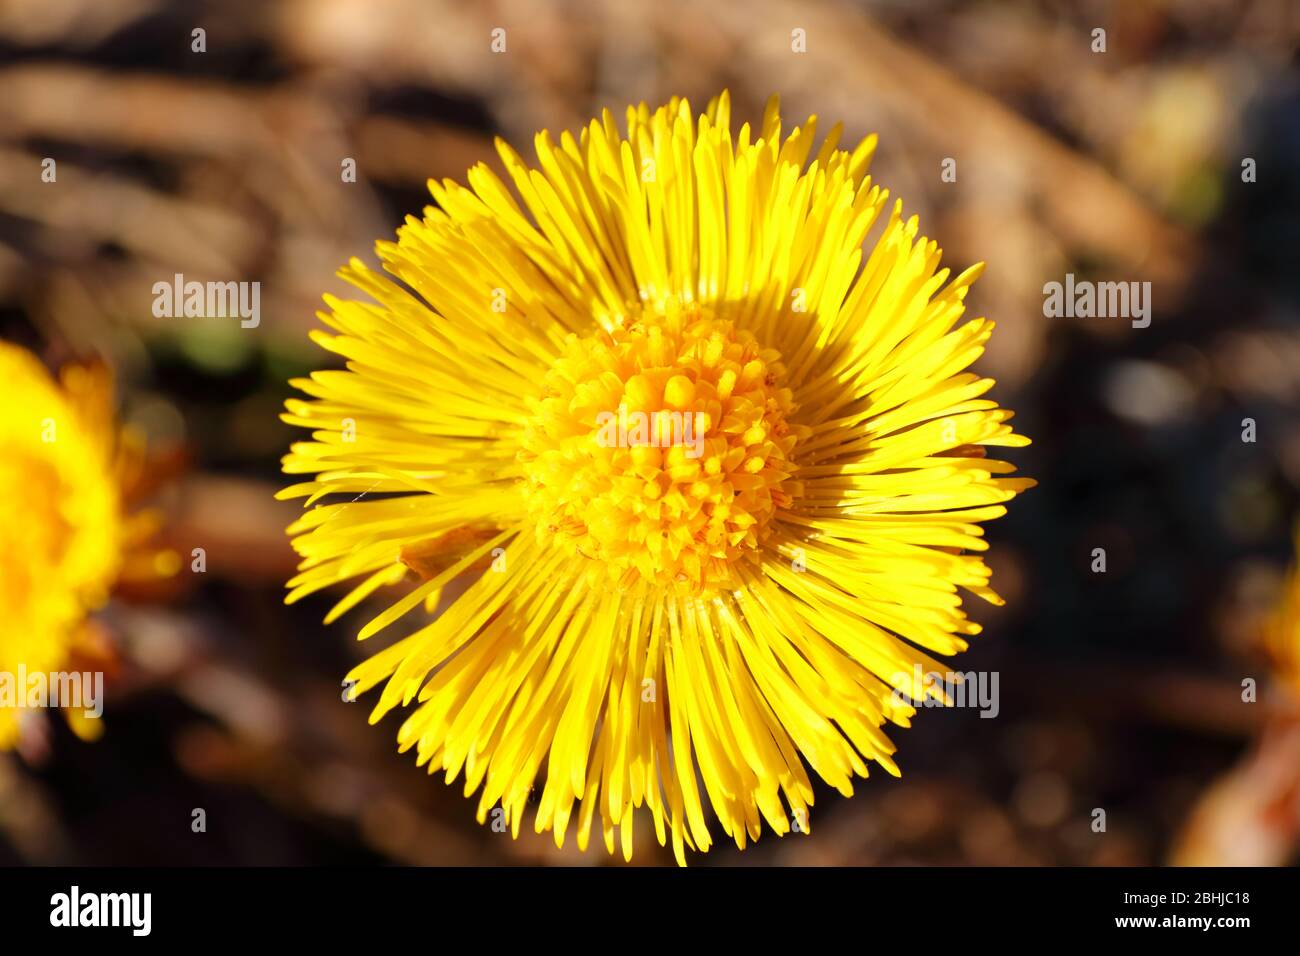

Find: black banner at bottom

[0,865,1280,941]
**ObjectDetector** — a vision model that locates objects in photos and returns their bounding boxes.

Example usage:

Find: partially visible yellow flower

[1263,525,1300,702]
[281,93,1032,863]
[0,342,176,748]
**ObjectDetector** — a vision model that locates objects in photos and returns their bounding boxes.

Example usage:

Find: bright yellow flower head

[0,342,174,748]
[281,93,1033,863]
[0,344,119,747]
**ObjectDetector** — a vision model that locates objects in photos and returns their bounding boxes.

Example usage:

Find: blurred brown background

[1,0,1299,866]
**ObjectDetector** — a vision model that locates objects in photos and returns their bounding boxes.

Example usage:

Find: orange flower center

[519,302,804,593]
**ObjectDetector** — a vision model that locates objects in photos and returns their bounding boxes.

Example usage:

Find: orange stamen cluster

[520,302,804,593]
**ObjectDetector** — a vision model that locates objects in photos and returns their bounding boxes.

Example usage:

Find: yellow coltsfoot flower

[281,92,1033,864]
[0,342,177,749]
[1263,525,1300,703]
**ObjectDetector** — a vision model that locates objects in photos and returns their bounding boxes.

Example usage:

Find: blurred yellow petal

[0,343,173,750]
